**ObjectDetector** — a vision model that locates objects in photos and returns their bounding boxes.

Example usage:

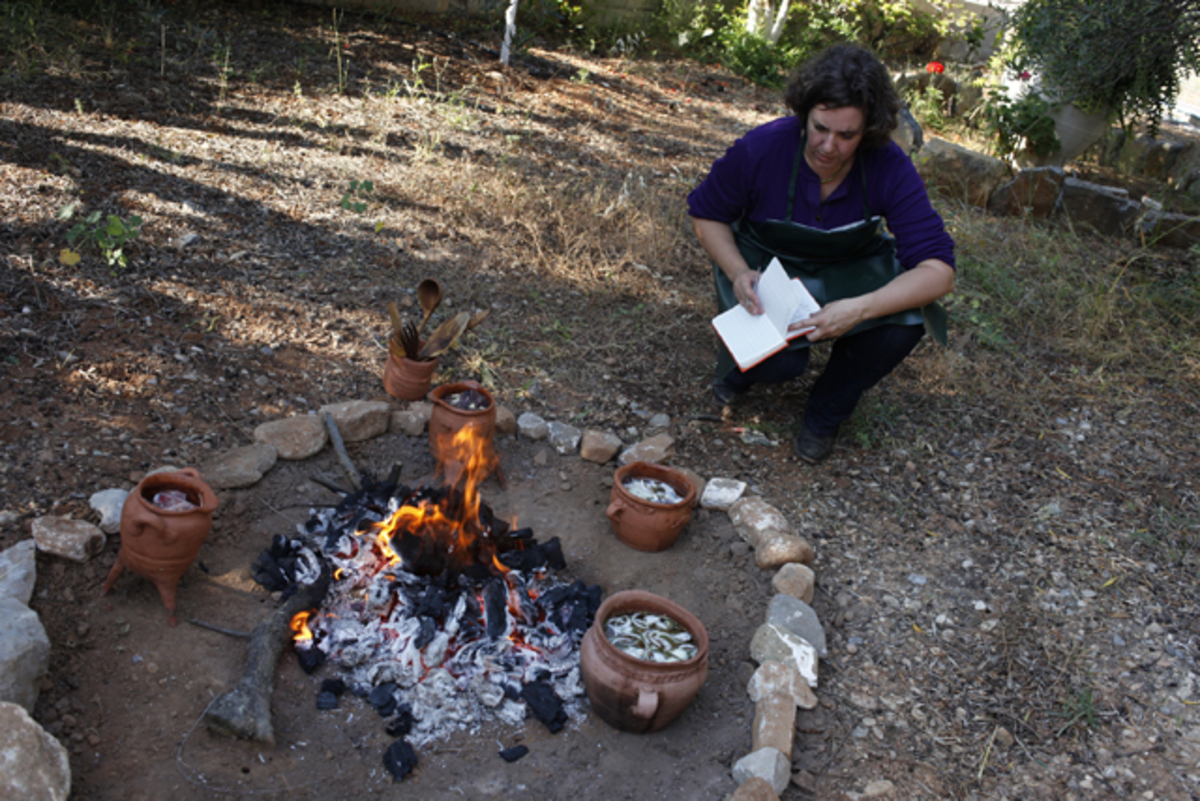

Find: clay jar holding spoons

[100,467,218,626]
[580,590,710,733]
[383,350,439,401]
[606,462,696,552]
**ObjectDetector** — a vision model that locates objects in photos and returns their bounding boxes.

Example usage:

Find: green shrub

[977,92,1061,161]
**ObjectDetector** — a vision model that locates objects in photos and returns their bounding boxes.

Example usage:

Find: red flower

[925,61,945,74]
[1019,70,1031,80]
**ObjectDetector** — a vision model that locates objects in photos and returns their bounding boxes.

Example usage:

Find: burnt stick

[203,564,332,745]
[321,411,362,492]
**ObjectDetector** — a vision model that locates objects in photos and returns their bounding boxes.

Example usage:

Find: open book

[712,257,822,371]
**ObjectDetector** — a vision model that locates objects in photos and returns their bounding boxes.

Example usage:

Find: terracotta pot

[580,590,709,733]
[606,462,696,552]
[383,353,439,401]
[427,380,498,480]
[100,468,218,626]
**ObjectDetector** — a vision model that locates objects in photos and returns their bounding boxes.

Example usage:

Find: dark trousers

[720,324,925,437]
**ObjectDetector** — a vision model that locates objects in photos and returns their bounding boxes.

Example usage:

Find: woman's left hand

[789,298,866,341]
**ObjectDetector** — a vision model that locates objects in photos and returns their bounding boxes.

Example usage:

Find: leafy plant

[1007,0,1200,133]
[977,92,1061,161]
[1053,682,1100,737]
[59,203,142,269]
[904,84,946,131]
[716,26,800,88]
[339,179,383,265]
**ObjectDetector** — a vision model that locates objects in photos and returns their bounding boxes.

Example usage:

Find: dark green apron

[714,139,948,377]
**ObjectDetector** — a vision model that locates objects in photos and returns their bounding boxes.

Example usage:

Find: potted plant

[1004,0,1200,164]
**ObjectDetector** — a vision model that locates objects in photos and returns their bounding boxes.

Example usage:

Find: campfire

[251,424,601,778]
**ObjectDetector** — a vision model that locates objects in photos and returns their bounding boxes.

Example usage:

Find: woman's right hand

[733,269,763,315]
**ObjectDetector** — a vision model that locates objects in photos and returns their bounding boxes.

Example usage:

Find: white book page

[787,278,821,334]
[757,258,800,335]
[712,306,785,369]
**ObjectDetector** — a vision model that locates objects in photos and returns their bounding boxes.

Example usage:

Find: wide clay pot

[100,467,218,626]
[580,590,709,733]
[427,380,499,481]
[606,462,696,552]
[383,352,439,401]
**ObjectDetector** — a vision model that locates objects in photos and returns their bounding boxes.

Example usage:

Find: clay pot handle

[176,467,202,480]
[632,687,658,719]
[606,501,624,521]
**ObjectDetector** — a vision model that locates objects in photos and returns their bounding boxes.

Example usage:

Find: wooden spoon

[415,279,443,335]
[387,301,404,339]
[418,311,471,360]
[465,308,490,332]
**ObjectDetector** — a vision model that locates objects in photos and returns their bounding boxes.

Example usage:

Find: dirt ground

[1,3,1198,799]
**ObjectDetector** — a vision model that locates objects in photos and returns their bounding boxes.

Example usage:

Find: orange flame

[364,423,503,575]
[290,610,314,643]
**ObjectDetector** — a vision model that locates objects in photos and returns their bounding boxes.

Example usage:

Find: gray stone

[0,541,37,605]
[732,747,790,795]
[200,443,278,489]
[495,405,518,436]
[767,594,827,657]
[390,409,427,437]
[771,563,815,604]
[253,415,327,459]
[580,430,622,464]
[890,105,924,156]
[88,488,128,535]
[1141,210,1200,249]
[754,531,814,569]
[988,166,1066,218]
[0,702,70,800]
[517,412,549,440]
[618,433,675,465]
[547,421,582,455]
[30,516,105,563]
[700,477,746,511]
[747,660,817,710]
[727,496,794,547]
[1058,177,1142,235]
[0,598,50,711]
[318,400,391,442]
[0,511,20,528]
[750,622,818,688]
[647,412,670,428]
[913,137,1010,208]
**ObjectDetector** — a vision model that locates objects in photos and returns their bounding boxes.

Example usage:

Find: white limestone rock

[0,701,70,800]
[700,477,746,511]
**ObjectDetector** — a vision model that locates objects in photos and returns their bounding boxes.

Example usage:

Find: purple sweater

[688,116,955,270]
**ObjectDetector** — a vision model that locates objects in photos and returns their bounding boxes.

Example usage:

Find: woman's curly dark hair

[784,44,900,149]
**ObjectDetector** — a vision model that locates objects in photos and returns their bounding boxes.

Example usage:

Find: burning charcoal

[252,551,289,592]
[498,745,529,762]
[295,645,325,675]
[382,739,418,782]
[414,616,437,649]
[385,704,414,737]
[521,681,567,733]
[416,585,448,618]
[315,690,339,710]
[320,678,346,696]
[483,579,509,640]
[541,537,566,570]
[369,682,399,717]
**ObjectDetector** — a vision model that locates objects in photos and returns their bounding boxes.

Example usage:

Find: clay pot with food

[580,590,709,733]
[606,462,696,552]
[100,468,218,626]
[427,380,499,482]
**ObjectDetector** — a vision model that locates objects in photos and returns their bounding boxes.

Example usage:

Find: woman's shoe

[792,425,837,463]
[711,378,746,407]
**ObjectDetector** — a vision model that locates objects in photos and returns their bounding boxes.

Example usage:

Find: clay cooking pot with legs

[580,590,709,733]
[101,467,218,626]
[606,462,696,552]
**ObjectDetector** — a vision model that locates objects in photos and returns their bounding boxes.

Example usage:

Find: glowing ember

[290,610,315,643]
